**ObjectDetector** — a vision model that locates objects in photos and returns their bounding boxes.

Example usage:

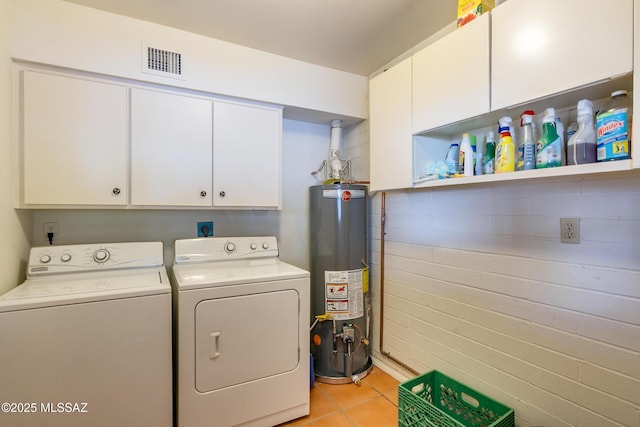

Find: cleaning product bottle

[567,99,596,165]
[482,131,495,174]
[469,134,478,174]
[536,108,563,168]
[555,116,566,165]
[596,90,632,161]
[520,111,536,170]
[567,120,578,142]
[474,135,483,176]
[460,133,474,177]
[516,110,534,170]
[445,143,460,174]
[495,117,515,173]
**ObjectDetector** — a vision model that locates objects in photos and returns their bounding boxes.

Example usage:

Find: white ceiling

[65,0,457,76]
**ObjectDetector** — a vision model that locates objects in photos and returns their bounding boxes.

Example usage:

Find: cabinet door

[21,70,127,206]
[131,88,213,206]
[412,12,490,133]
[212,100,282,208]
[369,57,413,191]
[492,0,633,110]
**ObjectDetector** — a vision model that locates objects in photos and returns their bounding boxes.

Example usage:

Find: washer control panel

[28,242,164,276]
[174,236,278,264]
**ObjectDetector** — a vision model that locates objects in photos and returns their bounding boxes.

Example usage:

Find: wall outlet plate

[197,221,214,237]
[560,218,580,243]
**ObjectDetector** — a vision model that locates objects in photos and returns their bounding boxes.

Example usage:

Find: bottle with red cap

[520,111,537,170]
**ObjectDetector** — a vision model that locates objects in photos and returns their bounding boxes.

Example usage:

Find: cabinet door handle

[200,191,207,198]
[219,191,226,198]
[112,187,121,196]
[209,331,221,359]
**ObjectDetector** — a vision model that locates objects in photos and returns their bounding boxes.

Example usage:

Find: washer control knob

[224,242,236,253]
[93,249,110,263]
[39,254,51,264]
[61,253,72,263]
[262,242,270,250]
[250,243,257,250]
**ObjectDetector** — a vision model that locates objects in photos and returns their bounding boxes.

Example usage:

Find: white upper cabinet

[21,70,128,206]
[212,100,282,208]
[130,88,213,207]
[412,12,491,133]
[491,0,633,111]
[369,57,413,191]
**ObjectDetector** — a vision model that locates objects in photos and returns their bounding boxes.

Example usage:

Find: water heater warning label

[324,269,364,320]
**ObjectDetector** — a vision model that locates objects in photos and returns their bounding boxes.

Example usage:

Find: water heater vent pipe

[329,119,343,180]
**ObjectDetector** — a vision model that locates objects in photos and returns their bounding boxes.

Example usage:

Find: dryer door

[194,289,300,393]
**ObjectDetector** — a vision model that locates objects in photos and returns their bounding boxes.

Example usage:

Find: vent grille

[146,47,182,76]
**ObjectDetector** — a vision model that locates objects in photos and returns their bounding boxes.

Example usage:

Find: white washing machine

[0,242,172,427]
[172,236,310,427]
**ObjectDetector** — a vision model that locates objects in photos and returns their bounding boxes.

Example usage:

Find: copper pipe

[378,192,419,376]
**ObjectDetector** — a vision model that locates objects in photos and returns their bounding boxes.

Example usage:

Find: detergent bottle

[536,108,563,168]
[495,117,515,173]
[567,99,596,165]
[460,133,474,177]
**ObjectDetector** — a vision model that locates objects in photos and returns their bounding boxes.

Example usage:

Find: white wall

[0,0,31,294]
[352,153,640,425]
[31,119,331,270]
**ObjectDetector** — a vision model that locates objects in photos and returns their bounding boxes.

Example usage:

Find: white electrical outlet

[560,218,580,243]
[43,221,58,242]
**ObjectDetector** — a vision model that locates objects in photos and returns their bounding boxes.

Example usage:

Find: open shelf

[413,159,634,189]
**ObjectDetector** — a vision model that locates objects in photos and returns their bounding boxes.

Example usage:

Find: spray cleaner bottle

[516,110,535,170]
[536,108,563,168]
[520,111,537,170]
[495,117,515,173]
[567,99,596,165]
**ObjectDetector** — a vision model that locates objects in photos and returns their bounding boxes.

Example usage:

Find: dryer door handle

[209,331,221,359]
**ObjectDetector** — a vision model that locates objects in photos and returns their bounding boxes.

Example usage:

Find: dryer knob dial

[93,249,110,263]
[61,253,72,263]
[40,254,51,264]
[250,243,257,250]
[224,242,236,253]
[262,242,270,250]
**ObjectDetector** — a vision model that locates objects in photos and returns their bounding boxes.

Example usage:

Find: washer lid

[0,268,170,312]
[172,257,309,290]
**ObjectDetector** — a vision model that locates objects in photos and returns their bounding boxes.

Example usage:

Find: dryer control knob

[250,243,257,250]
[60,253,72,263]
[262,242,270,250]
[224,242,236,253]
[93,249,110,263]
[40,254,51,264]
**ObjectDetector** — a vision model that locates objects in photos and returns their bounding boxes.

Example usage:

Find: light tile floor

[278,367,400,427]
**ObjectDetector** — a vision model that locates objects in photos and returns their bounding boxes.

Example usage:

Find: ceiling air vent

[142,44,185,79]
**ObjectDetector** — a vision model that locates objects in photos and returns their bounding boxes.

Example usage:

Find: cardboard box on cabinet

[457,0,495,27]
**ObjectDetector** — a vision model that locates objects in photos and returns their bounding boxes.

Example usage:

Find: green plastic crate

[398,370,515,427]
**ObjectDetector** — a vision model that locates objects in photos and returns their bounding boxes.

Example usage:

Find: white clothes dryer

[0,242,172,427]
[172,236,310,427]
